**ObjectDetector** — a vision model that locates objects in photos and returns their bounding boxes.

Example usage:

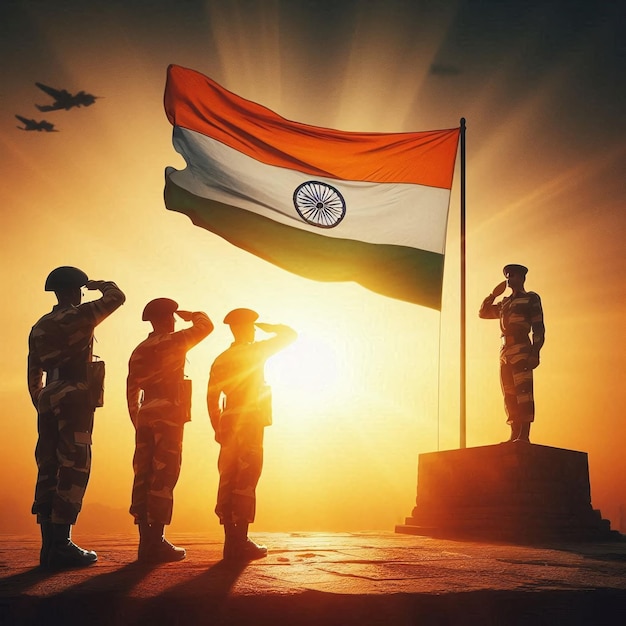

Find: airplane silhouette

[15,115,58,132]
[34,82,98,112]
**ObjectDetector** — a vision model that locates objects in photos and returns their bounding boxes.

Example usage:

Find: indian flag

[164,64,460,310]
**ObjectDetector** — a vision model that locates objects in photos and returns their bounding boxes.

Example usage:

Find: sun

[263,330,344,412]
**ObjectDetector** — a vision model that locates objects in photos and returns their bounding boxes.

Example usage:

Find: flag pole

[459,117,467,449]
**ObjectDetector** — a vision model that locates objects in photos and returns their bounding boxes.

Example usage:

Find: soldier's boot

[222,522,239,560]
[38,519,54,568]
[47,523,97,569]
[515,422,531,443]
[137,521,155,562]
[234,522,268,561]
[143,523,186,563]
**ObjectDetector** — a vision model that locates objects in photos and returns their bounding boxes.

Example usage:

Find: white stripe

[168,127,450,254]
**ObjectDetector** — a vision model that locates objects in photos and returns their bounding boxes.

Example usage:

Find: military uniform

[28,277,125,525]
[479,265,545,438]
[127,303,212,527]
[28,266,125,569]
[208,309,296,559]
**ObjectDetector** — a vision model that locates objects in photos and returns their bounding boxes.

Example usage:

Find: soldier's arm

[479,281,507,319]
[83,280,126,326]
[27,334,43,408]
[126,363,141,425]
[206,367,222,438]
[254,323,298,357]
[531,324,545,355]
[478,296,499,319]
[529,293,545,362]
[175,311,214,349]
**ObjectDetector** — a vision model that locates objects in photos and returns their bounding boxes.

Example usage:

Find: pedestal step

[396,443,621,543]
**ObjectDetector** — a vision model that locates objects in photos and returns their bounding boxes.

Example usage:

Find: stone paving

[1,531,626,625]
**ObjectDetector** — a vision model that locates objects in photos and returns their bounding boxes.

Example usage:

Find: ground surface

[1,531,626,625]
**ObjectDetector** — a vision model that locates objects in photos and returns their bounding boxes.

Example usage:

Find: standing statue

[479,264,545,443]
[207,308,297,560]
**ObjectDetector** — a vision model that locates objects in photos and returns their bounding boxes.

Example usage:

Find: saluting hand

[85,280,106,291]
[176,310,193,322]
[255,322,284,333]
[491,280,507,298]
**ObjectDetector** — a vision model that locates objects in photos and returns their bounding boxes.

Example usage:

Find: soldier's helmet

[44,266,88,292]
[142,298,179,321]
[503,264,528,277]
[223,308,259,325]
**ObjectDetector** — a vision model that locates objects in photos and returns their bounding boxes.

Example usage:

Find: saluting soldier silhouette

[28,266,125,568]
[208,308,296,560]
[127,298,213,563]
[479,264,545,443]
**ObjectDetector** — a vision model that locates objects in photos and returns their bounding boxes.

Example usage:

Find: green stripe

[165,179,444,310]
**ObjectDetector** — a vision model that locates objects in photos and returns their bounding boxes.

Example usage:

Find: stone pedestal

[396,443,619,542]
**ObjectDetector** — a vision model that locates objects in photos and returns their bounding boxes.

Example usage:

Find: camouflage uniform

[479,290,545,425]
[127,312,212,525]
[27,281,125,524]
[208,328,296,525]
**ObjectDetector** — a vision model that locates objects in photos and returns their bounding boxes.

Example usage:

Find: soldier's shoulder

[30,315,47,332]
[130,335,159,355]
[30,308,65,333]
[211,346,234,366]
[33,307,58,322]
[213,347,231,360]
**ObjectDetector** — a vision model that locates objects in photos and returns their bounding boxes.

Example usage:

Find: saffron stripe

[164,64,459,188]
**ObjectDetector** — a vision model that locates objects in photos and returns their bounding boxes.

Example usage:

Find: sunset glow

[1,0,624,538]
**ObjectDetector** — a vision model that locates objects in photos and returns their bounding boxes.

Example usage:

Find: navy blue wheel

[293,181,346,228]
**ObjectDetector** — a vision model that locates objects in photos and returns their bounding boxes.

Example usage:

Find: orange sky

[1,0,625,538]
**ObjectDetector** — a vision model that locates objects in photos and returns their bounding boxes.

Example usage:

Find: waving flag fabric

[164,64,460,309]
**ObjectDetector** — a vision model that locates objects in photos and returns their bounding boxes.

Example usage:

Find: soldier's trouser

[215,423,264,525]
[500,356,534,425]
[130,419,184,525]
[32,392,94,525]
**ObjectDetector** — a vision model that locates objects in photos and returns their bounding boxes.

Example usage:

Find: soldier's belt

[142,383,179,402]
[47,363,88,383]
[501,335,530,346]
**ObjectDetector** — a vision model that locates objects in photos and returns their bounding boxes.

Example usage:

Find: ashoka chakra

[293,181,346,228]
